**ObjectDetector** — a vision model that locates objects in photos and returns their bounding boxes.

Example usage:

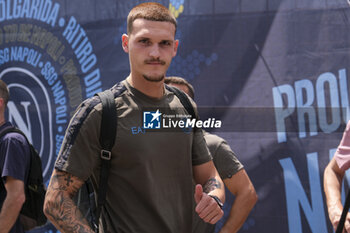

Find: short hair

[127,2,177,35]
[165,76,195,99]
[0,80,9,105]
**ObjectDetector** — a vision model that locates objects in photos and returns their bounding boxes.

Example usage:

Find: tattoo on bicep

[203,177,222,193]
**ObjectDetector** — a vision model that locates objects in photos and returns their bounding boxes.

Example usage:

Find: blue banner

[1,0,350,232]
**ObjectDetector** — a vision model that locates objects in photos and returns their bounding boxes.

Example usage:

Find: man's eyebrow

[137,37,150,40]
[160,39,173,43]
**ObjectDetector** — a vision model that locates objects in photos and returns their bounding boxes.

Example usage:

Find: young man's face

[122,19,178,82]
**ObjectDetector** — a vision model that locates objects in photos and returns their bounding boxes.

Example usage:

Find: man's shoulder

[203,132,226,148]
[0,126,28,147]
[75,82,128,121]
[0,127,31,175]
[3,131,27,142]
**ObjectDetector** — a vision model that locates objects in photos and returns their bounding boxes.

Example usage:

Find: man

[165,76,258,233]
[44,3,225,233]
[324,121,350,232]
[0,80,30,233]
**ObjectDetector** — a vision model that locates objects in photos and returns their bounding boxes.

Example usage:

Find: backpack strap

[0,126,19,175]
[166,85,198,133]
[0,127,33,156]
[165,85,198,120]
[0,127,34,149]
[95,89,117,232]
[0,126,17,139]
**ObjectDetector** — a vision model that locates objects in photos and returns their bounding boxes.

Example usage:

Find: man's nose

[149,44,160,58]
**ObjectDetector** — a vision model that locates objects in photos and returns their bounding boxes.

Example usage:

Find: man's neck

[0,116,6,127]
[126,74,165,99]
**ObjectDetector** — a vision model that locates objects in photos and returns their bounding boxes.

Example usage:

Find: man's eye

[140,39,149,44]
[161,41,171,46]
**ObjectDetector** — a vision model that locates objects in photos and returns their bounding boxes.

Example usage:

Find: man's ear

[122,34,129,53]
[173,39,179,57]
[0,98,5,113]
[0,98,5,108]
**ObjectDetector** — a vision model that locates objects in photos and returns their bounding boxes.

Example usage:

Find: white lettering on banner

[317,72,341,133]
[279,152,328,232]
[0,67,53,177]
[0,47,9,64]
[274,68,350,232]
[0,0,59,27]
[10,46,41,66]
[294,79,317,138]
[0,0,102,184]
[279,149,350,233]
[272,68,349,143]
[7,101,32,142]
[62,16,101,98]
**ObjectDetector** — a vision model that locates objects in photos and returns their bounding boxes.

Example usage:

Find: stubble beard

[142,58,167,82]
[143,74,165,82]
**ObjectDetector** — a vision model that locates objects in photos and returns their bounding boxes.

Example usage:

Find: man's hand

[194,184,224,224]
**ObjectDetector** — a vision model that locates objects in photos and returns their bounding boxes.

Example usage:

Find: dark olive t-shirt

[55,80,211,233]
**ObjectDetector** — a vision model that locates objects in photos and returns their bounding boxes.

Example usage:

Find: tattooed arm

[44,169,94,233]
[193,161,225,224]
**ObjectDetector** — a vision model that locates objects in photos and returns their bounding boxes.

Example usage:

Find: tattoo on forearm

[49,173,81,197]
[203,177,222,193]
[64,175,74,186]
[45,171,93,233]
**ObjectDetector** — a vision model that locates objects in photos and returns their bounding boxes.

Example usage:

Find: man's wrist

[209,195,223,209]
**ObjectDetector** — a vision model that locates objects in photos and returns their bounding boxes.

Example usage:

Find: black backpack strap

[0,126,18,175]
[94,89,117,233]
[0,127,34,149]
[0,127,33,154]
[336,190,350,233]
[0,126,17,139]
[165,85,198,120]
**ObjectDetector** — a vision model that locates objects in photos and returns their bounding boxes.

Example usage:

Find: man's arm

[219,169,257,233]
[44,169,94,233]
[0,177,26,233]
[324,157,350,231]
[193,161,225,224]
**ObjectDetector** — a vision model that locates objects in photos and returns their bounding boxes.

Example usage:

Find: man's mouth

[145,60,166,65]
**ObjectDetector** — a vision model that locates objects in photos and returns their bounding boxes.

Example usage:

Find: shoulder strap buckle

[100,149,111,160]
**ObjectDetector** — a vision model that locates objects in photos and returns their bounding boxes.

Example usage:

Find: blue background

[2,0,350,232]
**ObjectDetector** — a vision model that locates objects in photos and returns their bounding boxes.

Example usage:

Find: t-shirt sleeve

[213,140,244,180]
[189,97,212,165]
[1,133,30,182]
[335,121,350,171]
[55,99,102,181]
[192,128,212,165]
